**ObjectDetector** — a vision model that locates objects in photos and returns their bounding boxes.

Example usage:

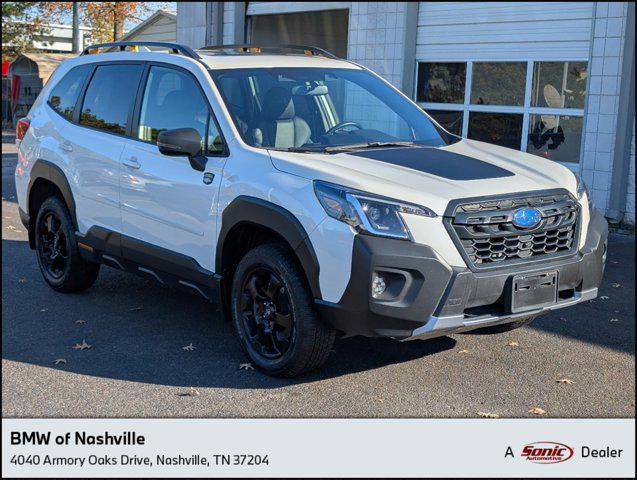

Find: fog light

[371,273,386,298]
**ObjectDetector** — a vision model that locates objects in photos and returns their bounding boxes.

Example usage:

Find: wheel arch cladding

[216,196,322,299]
[27,160,78,249]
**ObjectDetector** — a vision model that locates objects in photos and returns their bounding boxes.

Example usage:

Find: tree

[39,2,158,44]
[2,2,46,58]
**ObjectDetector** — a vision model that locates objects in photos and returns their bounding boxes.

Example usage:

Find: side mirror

[157,128,207,172]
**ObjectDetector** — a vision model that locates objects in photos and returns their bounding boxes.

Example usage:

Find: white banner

[2,418,634,478]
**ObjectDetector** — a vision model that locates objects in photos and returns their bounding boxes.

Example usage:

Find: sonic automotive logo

[521,441,574,464]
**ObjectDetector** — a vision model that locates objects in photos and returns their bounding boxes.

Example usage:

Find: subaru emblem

[512,208,542,229]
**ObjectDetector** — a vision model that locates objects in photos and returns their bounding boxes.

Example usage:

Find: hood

[268,139,578,215]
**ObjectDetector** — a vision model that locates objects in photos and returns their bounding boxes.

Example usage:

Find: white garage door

[415,2,595,167]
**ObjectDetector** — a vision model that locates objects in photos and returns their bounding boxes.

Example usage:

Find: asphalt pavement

[2,131,635,418]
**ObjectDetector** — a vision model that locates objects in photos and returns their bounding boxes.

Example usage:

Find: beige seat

[253,87,311,148]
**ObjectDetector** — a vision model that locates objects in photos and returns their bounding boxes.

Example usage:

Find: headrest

[162,89,194,110]
[262,87,295,120]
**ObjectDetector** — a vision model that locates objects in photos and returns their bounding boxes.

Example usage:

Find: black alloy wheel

[231,243,336,377]
[239,267,294,359]
[37,210,69,279]
[34,196,100,292]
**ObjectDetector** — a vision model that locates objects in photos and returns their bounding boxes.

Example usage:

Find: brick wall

[223,2,236,45]
[345,2,411,133]
[581,2,629,213]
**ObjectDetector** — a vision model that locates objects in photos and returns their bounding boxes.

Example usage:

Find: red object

[16,117,30,140]
[10,74,21,108]
[1,60,9,76]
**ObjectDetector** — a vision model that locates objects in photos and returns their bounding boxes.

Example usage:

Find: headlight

[575,173,593,209]
[313,180,436,240]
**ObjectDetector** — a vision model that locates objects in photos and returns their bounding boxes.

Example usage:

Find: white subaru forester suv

[15,42,608,376]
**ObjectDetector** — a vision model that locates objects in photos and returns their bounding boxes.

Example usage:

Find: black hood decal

[345,147,515,181]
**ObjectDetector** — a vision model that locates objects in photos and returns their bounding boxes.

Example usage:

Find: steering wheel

[325,121,363,136]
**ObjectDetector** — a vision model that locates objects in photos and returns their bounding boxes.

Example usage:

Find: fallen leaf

[610,318,620,322]
[18,278,28,284]
[54,358,67,365]
[75,319,86,324]
[72,339,91,350]
[507,341,519,347]
[458,349,469,354]
[528,407,546,415]
[189,386,200,396]
[129,306,144,311]
[182,343,196,351]
[600,295,609,300]
[557,378,575,385]
[477,411,499,418]
[611,283,622,288]
[239,362,255,370]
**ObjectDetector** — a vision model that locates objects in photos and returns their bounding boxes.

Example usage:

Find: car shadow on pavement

[3,233,634,389]
[2,237,456,389]
[526,233,635,356]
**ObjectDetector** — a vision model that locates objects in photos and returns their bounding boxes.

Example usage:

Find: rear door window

[48,64,92,120]
[79,64,143,135]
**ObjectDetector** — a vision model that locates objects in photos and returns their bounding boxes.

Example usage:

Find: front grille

[447,191,580,269]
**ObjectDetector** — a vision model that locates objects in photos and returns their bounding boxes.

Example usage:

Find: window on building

[531,61,587,109]
[416,61,588,164]
[137,65,224,154]
[426,110,463,136]
[416,62,466,104]
[48,64,92,120]
[468,112,524,150]
[471,62,526,106]
[527,114,583,164]
[79,64,143,135]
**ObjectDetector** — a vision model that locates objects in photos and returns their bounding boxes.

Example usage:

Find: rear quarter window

[48,64,92,120]
[79,64,143,135]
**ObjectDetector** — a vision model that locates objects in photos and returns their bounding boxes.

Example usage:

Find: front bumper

[316,208,608,340]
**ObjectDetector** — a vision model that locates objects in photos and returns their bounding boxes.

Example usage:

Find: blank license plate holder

[506,271,558,313]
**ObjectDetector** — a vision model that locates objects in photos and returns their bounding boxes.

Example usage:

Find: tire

[34,196,100,292]
[468,315,538,334]
[231,243,335,377]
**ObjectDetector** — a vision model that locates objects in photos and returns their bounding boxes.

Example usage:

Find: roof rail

[80,41,201,59]
[198,44,339,59]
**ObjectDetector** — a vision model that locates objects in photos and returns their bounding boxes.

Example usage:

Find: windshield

[209,67,456,151]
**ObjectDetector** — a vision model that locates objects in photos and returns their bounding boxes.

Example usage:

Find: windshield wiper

[323,141,420,152]
[266,146,327,153]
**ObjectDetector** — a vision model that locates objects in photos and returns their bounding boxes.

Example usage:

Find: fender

[216,196,322,299]
[26,159,78,247]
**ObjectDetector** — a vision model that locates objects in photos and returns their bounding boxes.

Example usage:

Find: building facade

[177,2,636,226]
[115,10,176,44]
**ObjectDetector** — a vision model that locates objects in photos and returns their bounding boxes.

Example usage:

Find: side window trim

[45,64,94,123]
[71,64,97,123]
[130,61,229,157]
[74,61,145,139]
[130,62,151,139]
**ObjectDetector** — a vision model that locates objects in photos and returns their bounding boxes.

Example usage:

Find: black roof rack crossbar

[80,41,201,59]
[198,44,339,59]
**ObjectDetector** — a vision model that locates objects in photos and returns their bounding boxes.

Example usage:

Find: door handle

[122,156,140,169]
[60,141,73,152]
